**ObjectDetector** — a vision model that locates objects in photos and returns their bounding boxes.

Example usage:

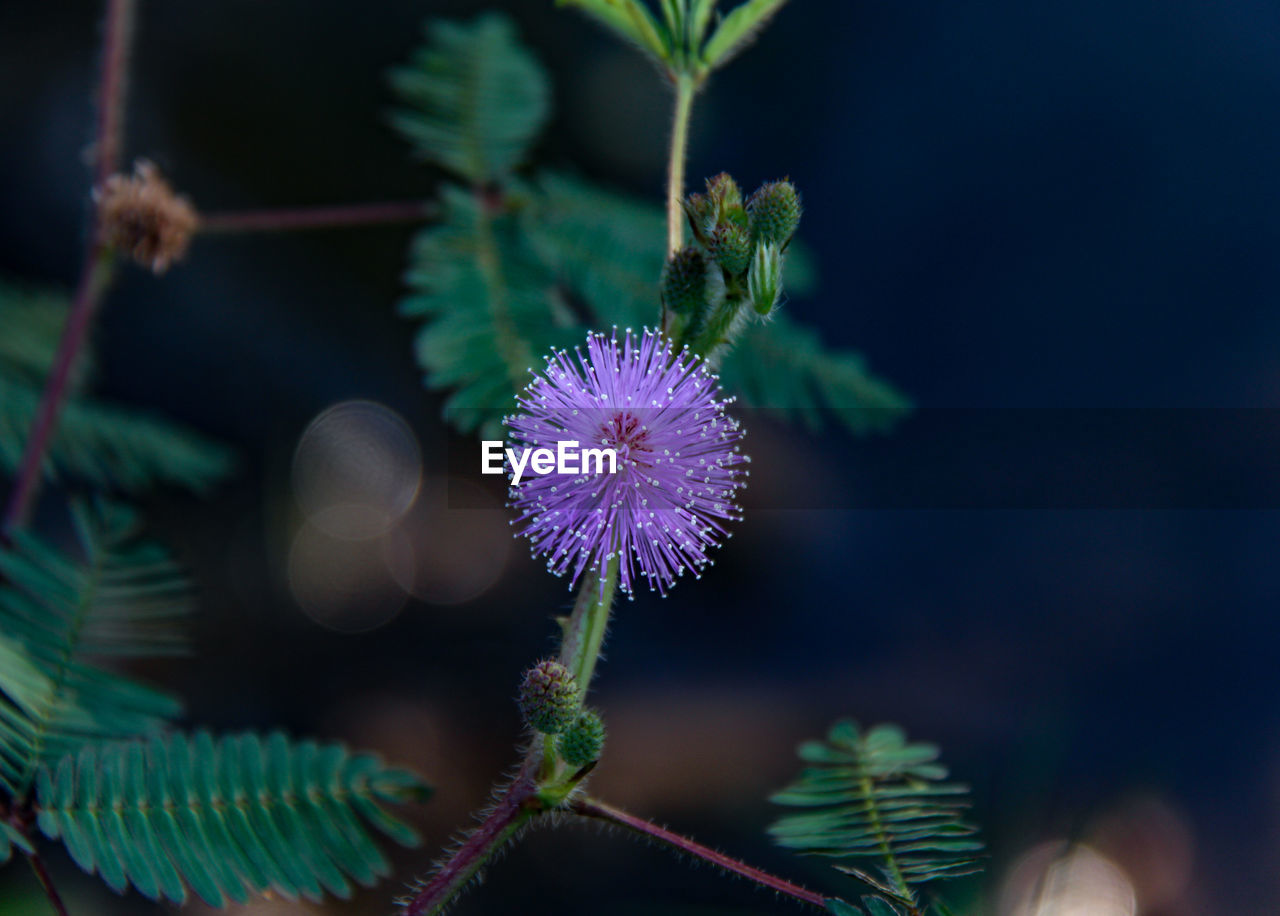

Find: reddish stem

[3,0,135,535]
[569,796,829,910]
[93,0,134,188]
[25,850,70,916]
[2,251,113,534]
[198,200,435,234]
[398,772,539,916]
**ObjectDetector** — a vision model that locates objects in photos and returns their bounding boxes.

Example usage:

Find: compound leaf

[0,500,189,798]
[770,720,984,912]
[719,314,911,436]
[390,14,550,184]
[34,732,431,906]
[400,185,582,438]
[0,280,233,494]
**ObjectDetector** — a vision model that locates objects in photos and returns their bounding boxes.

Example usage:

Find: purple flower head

[505,328,748,596]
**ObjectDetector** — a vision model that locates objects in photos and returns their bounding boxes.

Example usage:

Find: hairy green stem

[569,797,829,910]
[665,73,696,252]
[558,557,619,692]
[662,73,695,333]
[198,200,436,234]
[402,564,618,914]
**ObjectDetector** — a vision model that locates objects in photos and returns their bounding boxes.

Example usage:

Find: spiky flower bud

[748,242,783,315]
[705,172,743,213]
[517,659,580,734]
[708,222,752,277]
[557,708,605,767]
[96,160,197,274]
[682,192,716,244]
[747,180,802,247]
[662,246,710,315]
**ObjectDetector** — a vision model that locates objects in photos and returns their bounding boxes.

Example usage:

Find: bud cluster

[666,173,802,358]
[516,659,608,766]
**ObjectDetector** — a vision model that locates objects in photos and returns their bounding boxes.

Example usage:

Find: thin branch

[93,0,135,187]
[398,770,540,916]
[198,200,436,234]
[2,249,114,535]
[3,0,136,535]
[25,850,71,916]
[569,796,829,910]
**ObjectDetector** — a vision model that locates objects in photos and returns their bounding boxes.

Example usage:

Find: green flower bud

[708,222,752,277]
[517,659,580,734]
[662,246,711,315]
[682,192,716,244]
[748,241,783,315]
[557,708,605,767]
[705,172,743,213]
[747,180,802,247]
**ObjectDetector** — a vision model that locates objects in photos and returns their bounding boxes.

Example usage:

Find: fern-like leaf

[529,171,668,329]
[719,315,911,436]
[0,280,233,493]
[400,185,581,438]
[529,175,908,435]
[392,16,907,440]
[0,501,188,798]
[770,720,984,912]
[34,732,431,906]
[389,14,550,184]
[0,375,234,494]
[0,279,92,386]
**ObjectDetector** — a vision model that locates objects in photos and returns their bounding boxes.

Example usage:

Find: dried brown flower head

[95,160,198,273]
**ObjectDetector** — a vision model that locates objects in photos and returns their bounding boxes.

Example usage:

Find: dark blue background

[1,1,1276,913]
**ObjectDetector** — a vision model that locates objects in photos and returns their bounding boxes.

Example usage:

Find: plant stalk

[665,73,696,256]
[198,200,436,234]
[558,558,619,692]
[3,0,136,535]
[569,796,829,910]
[93,0,135,189]
[25,850,70,916]
[399,771,539,916]
[2,249,114,535]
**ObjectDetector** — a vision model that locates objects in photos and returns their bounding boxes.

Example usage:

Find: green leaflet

[770,720,984,912]
[399,185,582,439]
[0,279,92,385]
[719,315,911,435]
[389,14,550,184]
[0,375,234,494]
[529,172,668,330]
[34,732,431,906]
[555,0,671,66]
[0,501,188,798]
[700,0,791,73]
